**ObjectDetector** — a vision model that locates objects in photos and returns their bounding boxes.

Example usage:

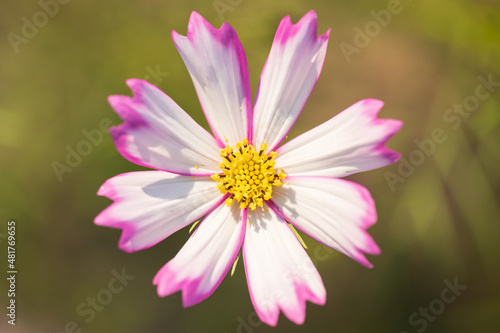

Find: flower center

[211,138,286,210]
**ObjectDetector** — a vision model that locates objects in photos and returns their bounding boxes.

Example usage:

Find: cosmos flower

[95,10,402,326]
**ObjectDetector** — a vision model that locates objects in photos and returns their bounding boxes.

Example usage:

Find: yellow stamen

[289,223,308,249]
[211,139,286,210]
[231,254,240,277]
[189,220,201,234]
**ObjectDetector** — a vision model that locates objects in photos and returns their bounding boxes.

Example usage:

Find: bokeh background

[1,0,499,332]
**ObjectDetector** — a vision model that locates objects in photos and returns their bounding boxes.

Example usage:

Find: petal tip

[187,10,220,37]
[96,181,110,197]
[126,78,156,95]
[390,150,402,163]
[358,254,375,268]
[93,211,107,226]
[361,98,385,110]
[189,10,204,23]
[117,243,135,254]
[107,94,123,107]
[323,28,332,39]
[299,10,318,25]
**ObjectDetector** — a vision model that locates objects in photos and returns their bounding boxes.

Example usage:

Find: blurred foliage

[0,0,499,332]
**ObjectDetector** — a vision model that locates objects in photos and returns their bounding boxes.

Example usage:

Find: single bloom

[95,10,402,326]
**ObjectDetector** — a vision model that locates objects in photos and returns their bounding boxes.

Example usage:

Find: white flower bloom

[95,11,402,326]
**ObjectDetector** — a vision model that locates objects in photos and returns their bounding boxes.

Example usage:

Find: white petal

[153,203,245,307]
[243,206,326,326]
[252,11,330,151]
[95,171,224,252]
[109,79,221,176]
[270,176,380,268]
[172,12,252,145]
[275,99,403,178]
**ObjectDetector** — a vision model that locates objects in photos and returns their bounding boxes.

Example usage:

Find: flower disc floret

[211,139,286,210]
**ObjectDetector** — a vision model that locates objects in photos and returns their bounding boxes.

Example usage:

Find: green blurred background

[1,0,499,332]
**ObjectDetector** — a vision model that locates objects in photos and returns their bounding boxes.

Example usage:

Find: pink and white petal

[243,206,326,326]
[95,171,224,253]
[252,11,330,151]
[153,203,245,307]
[109,79,221,176]
[275,99,403,178]
[172,11,252,145]
[269,176,380,268]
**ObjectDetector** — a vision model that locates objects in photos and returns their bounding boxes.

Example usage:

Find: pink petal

[108,79,221,176]
[252,11,330,151]
[275,99,403,177]
[153,204,245,307]
[95,171,224,253]
[172,11,252,145]
[270,175,380,268]
[243,206,326,326]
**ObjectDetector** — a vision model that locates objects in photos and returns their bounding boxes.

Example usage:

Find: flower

[95,10,402,326]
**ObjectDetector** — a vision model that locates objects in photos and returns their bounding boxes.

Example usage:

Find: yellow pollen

[211,139,286,210]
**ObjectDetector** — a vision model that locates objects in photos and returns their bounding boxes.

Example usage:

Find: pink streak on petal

[243,207,326,326]
[94,173,226,253]
[268,175,381,268]
[172,12,253,145]
[252,10,330,151]
[242,239,278,326]
[275,98,403,178]
[268,199,374,268]
[108,79,221,176]
[153,205,246,307]
[274,11,321,44]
